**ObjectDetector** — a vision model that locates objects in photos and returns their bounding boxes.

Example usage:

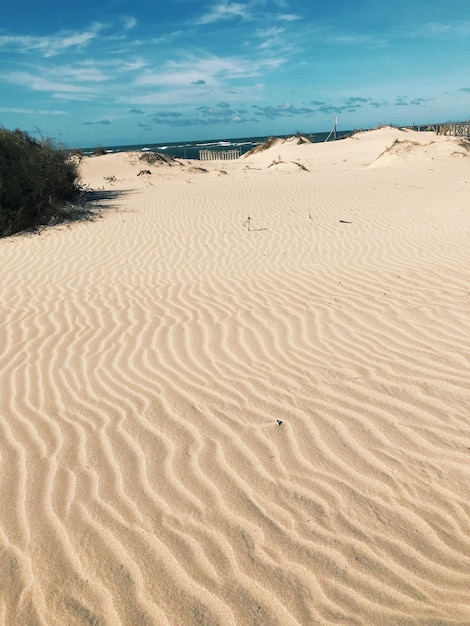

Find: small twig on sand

[243,215,266,232]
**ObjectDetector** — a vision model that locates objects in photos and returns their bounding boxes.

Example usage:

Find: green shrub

[0,128,80,237]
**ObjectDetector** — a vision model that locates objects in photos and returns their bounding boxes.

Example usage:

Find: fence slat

[199,149,241,161]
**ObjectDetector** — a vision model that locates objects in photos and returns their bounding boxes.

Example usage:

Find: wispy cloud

[256,27,287,50]
[122,16,137,30]
[2,71,95,94]
[0,106,66,115]
[0,23,104,57]
[134,54,285,89]
[410,20,470,38]
[327,33,388,47]
[195,2,250,25]
[0,55,150,102]
[49,64,110,83]
[277,14,301,22]
[256,26,285,38]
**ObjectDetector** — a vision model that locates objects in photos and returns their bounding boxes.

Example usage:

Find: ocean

[81,130,354,160]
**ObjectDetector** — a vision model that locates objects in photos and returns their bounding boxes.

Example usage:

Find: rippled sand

[1,127,470,625]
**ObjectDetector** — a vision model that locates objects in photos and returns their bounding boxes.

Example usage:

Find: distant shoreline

[75,119,469,159]
[77,130,354,159]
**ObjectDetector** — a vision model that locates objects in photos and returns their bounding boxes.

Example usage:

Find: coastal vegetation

[91,146,107,156]
[139,151,180,166]
[0,128,81,237]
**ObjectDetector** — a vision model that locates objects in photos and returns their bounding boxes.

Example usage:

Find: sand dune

[1,127,470,625]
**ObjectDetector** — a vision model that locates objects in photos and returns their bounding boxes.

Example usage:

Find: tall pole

[325,116,339,142]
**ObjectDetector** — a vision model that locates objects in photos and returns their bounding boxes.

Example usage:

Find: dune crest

[1,128,470,624]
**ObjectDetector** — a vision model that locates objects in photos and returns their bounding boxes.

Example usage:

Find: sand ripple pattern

[1,145,470,624]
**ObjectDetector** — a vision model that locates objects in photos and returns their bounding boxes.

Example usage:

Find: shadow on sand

[2,188,134,240]
[47,188,133,229]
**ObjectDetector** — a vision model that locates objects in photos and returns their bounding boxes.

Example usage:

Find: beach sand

[1,127,469,625]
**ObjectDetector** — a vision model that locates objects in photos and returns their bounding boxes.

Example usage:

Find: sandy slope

[0,127,469,625]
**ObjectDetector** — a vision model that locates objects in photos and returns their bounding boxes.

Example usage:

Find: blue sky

[1,0,470,147]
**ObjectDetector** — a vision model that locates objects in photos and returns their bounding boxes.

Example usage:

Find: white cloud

[256,27,285,38]
[256,26,288,50]
[133,54,285,89]
[328,33,388,47]
[122,16,137,30]
[119,81,264,106]
[195,2,250,25]
[120,59,148,71]
[77,57,147,72]
[0,107,66,115]
[3,71,95,94]
[52,92,95,101]
[0,23,104,57]
[49,65,110,83]
[277,14,301,22]
[0,56,149,100]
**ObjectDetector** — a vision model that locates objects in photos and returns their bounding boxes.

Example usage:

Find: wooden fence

[414,122,470,138]
[199,149,241,161]
[436,123,470,138]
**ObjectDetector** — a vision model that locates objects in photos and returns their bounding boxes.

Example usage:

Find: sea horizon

[76,119,467,159]
[79,128,355,160]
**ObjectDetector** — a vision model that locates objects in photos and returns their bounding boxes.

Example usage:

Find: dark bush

[0,128,80,237]
[69,148,85,161]
[91,146,107,156]
[139,151,179,166]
